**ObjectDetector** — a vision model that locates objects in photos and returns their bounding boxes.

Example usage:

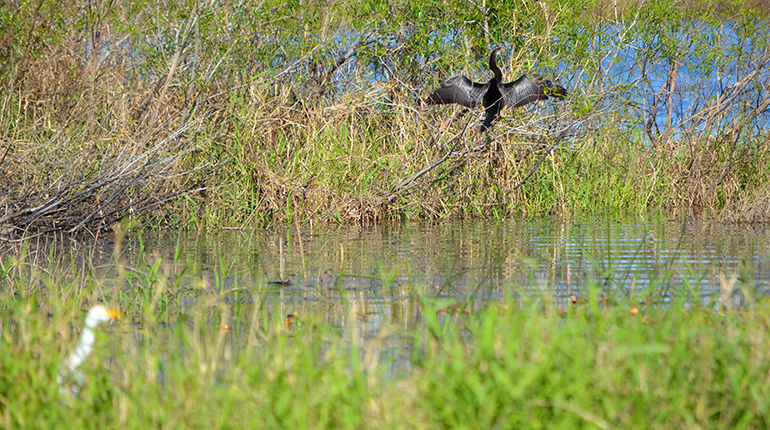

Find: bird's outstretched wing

[426,76,489,108]
[501,75,567,109]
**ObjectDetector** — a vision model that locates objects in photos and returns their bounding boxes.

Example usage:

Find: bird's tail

[482,108,500,132]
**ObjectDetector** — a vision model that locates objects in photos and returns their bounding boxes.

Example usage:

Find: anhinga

[426,47,567,131]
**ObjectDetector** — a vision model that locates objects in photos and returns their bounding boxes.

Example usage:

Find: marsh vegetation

[2,0,770,236]
[3,219,770,428]
[3,0,770,428]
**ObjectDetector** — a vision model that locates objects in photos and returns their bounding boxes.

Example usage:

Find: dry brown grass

[2,0,770,239]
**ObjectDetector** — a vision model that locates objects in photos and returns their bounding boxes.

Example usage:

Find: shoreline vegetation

[2,229,770,428]
[2,0,770,237]
[4,2,770,426]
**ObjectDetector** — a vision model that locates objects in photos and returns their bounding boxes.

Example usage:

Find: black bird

[426,46,567,131]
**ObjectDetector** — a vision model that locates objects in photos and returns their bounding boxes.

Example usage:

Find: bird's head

[84,305,121,329]
[492,45,510,56]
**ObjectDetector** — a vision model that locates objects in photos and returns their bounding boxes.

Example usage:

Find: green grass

[2,239,770,429]
[416,295,770,429]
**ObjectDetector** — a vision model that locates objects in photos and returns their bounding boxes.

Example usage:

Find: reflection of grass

[2,244,770,429]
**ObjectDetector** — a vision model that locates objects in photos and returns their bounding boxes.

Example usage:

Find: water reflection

[115,218,770,310]
[12,218,768,376]
[112,218,767,375]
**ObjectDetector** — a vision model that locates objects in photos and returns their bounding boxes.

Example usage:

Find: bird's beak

[107,309,121,319]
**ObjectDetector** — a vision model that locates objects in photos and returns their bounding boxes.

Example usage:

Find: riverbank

[2,1,769,237]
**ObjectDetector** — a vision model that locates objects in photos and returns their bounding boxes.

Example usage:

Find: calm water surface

[70,218,770,372]
[113,217,770,313]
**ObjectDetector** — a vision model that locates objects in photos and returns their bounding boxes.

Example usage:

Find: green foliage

[4,246,770,429]
[2,0,770,230]
[413,298,770,429]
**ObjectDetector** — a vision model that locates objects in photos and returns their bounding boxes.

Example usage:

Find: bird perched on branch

[426,46,567,131]
[57,305,121,399]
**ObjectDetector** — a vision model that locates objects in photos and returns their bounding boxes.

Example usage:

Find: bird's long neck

[489,49,503,82]
[65,325,96,370]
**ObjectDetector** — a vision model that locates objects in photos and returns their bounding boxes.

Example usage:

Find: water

[112,218,770,317]
[16,218,770,377]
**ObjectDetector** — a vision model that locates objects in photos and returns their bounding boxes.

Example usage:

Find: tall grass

[2,236,770,429]
[1,0,770,236]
